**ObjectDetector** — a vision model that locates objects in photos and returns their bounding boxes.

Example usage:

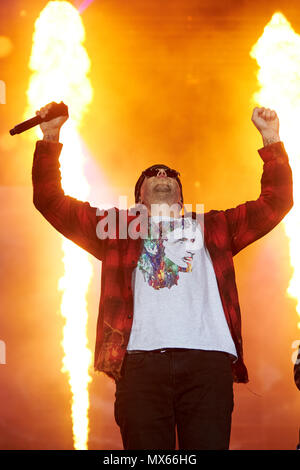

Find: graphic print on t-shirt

[137,217,203,290]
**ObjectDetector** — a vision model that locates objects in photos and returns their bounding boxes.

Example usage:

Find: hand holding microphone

[9,101,69,142]
[37,101,69,142]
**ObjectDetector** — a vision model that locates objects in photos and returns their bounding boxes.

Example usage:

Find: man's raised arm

[32,102,108,261]
[224,107,293,256]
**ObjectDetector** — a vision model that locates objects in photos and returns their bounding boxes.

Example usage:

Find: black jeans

[114,349,234,450]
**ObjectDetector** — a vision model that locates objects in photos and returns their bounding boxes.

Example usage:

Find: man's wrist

[261,132,280,147]
[42,131,60,142]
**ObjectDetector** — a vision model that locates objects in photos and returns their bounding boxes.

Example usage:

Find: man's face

[139,168,182,208]
[163,225,203,268]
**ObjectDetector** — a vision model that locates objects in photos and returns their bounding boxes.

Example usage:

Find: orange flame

[250,12,300,330]
[26,1,93,449]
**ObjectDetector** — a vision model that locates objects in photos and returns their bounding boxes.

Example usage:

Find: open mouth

[154,183,171,192]
[183,256,193,262]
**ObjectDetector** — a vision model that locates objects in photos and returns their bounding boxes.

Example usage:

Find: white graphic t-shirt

[127,216,237,359]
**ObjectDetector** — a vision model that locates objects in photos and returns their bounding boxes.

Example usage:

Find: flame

[26,1,93,449]
[250,12,300,330]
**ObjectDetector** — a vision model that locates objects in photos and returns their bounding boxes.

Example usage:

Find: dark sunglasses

[142,168,180,179]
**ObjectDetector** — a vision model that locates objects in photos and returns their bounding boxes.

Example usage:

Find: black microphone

[9,101,68,136]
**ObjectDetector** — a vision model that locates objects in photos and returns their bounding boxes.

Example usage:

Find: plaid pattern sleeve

[223,141,293,256]
[32,140,108,261]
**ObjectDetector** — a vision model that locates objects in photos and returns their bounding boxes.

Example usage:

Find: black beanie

[134,164,183,204]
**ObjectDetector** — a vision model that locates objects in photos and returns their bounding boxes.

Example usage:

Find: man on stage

[32,103,293,449]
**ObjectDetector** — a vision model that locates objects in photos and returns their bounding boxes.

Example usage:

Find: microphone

[9,101,68,136]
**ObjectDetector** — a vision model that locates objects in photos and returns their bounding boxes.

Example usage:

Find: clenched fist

[36,101,69,142]
[252,107,280,146]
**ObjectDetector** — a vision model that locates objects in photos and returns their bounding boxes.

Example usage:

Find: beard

[153,182,172,193]
[151,184,174,204]
[140,179,181,211]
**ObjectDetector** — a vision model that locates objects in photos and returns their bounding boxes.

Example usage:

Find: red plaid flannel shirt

[32,140,293,383]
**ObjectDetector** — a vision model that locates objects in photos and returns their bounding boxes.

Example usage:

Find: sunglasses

[142,167,180,179]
